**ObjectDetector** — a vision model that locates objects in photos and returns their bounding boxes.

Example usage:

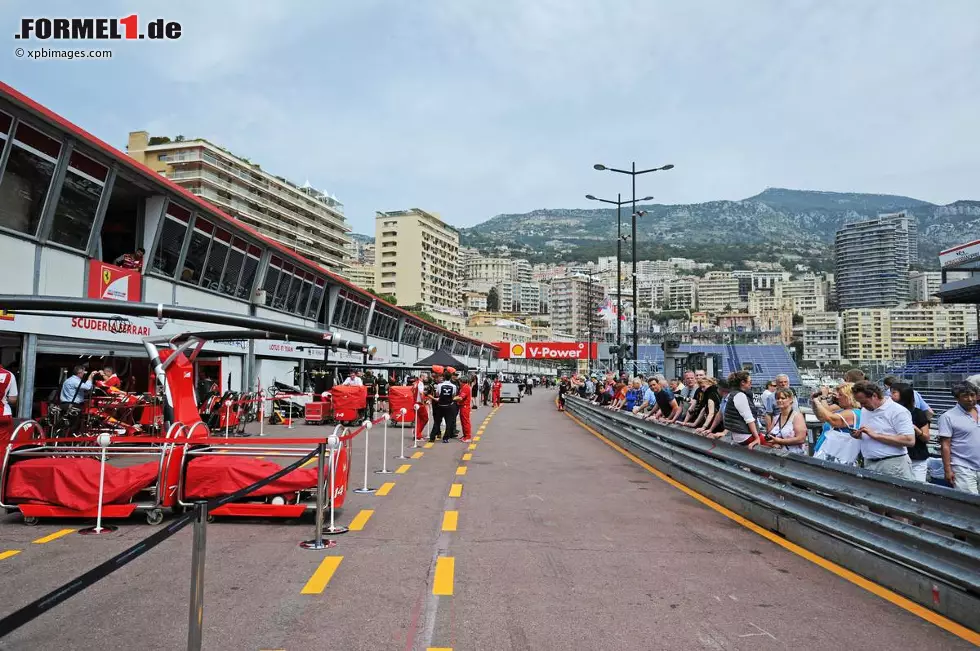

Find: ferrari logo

[102,268,112,286]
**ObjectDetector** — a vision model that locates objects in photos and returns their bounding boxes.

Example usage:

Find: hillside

[458,188,980,270]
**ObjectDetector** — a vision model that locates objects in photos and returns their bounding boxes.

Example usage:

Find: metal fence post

[187,501,208,651]
[300,442,331,550]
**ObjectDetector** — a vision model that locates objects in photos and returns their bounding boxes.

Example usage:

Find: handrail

[566,397,980,633]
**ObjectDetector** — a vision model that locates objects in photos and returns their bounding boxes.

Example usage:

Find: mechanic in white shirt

[0,363,18,416]
[342,370,363,387]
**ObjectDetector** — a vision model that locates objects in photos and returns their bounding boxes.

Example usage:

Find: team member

[61,366,96,411]
[457,373,475,441]
[101,366,121,389]
[430,372,458,443]
[413,372,430,442]
[376,371,389,413]
[342,370,363,386]
[557,376,569,411]
[445,367,461,439]
[492,377,503,407]
[0,362,18,416]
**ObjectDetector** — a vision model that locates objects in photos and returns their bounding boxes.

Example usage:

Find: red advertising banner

[495,342,598,360]
[87,260,142,302]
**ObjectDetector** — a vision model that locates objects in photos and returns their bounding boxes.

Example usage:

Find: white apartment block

[127,132,351,273]
[344,263,376,293]
[375,209,460,310]
[550,274,605,341]
[697,272,741,313]
[803,312,843,363]
[511,259,532,283]
[909,271,943,302]
[665,277,696,311]
[466,319,532,344]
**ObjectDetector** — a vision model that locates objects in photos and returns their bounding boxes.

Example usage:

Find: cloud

[3,0,979,235]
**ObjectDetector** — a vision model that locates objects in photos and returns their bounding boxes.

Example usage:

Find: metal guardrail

[566,397,980,632]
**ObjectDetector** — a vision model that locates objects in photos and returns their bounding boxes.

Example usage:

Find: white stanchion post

[224,400,232,437]
[353,420,375,494]
[324,430,348,534]
[80,432,117,535]
[412,404,420,449]
[376,414,392,474]
[259,390,265,437]
[396,408,409,459]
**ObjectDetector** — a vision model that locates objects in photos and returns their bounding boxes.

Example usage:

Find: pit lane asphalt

[0,392,975,650]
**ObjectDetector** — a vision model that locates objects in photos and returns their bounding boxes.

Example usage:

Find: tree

[487,287,500,312]
[174,134,186,142]
[147,136,172,146]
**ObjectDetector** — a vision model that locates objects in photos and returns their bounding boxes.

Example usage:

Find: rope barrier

[0,446,319,639]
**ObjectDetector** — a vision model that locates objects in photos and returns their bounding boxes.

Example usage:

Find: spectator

[60,366,96,409]
[632,378,658,417]
[883,376,934,422]
[623,379,644,412]
[889,382,931,482]
[697,383,730,437]
[763,374,797,432]
[676,371,698,418]
[608,382,628,410]
[851,381,915,480]
[937,382,980,494]
[811,382,862,446]
[764,388,808,454]
[682,376,721,431]
[844,368,866,383]
[723,371,760,447]
[648,375,681,423]
[761,380,776,409]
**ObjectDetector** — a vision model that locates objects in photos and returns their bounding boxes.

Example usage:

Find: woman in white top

[765,388,808,454]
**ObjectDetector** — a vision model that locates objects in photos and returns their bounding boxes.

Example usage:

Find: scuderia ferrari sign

[496,342,598,360]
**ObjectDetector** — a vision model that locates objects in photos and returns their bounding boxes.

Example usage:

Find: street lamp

[594,161,674,374]
[585,192,636,374]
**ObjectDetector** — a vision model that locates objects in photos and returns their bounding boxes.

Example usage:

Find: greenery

[404,303,439,326]
[147,136,172,146]
[487,287,500,312]
[652,310,689,323]
[365,287,397,304]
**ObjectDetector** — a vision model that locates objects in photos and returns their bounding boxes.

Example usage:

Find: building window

[421,329,440,350]
[273,262,295,310]
[49,150,109,250]
[263,256,283,307]
[182,218,214,284]
[201,227,231,292]
[0,121,62,236]
[221,237,247,297]
[295,272,314,316]
[152,203,191,277]
[402,322,422,346]
[369,309,399,340]
[308,277,325,320]
[332,289,370,332]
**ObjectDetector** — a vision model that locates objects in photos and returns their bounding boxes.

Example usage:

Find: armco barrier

[566,397,980,633]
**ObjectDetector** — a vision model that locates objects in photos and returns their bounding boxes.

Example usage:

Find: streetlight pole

[586,193,648,375]
[594,161,674,376]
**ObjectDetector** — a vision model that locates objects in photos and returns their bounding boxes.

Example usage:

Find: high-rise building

[664,277,696,311]
[375,209,460,310]
[550,275,605,341]
[803,312,843,363]
[696,272,741,313]
[835,211,918,310]
[511,259,532,283]
[842,303,977,362]
[127,131,351,273]
[464,257,512,287]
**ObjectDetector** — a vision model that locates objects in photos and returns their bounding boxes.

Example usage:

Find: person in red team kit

[492,377,503,408]
[414,371,432,441]
[457,372,474,442]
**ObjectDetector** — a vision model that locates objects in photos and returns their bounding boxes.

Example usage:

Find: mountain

[350,232,375,244]
[459,188,980,270]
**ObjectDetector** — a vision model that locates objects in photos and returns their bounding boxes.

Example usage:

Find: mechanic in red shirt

[455,371,474,442]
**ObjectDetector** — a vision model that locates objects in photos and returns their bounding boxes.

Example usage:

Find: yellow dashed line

[468,443,477,451]
[427,648,453,651]
[441,510,459,532]
[301,556,343,594]
[433,557,455,595]
[376,482,395,496]
[0,550,21,561]
[348,509,374,531]
[564,410,980,647]
[32,529,75,544]
[449,483,463,498]
[455,466,467,476]
[412,451,424,459]
[474,436,481,442]
[462,453,472,461]
[423,442,434,449]
[395,464,412,474]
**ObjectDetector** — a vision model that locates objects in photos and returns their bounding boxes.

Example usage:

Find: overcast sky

[4,0,979,235]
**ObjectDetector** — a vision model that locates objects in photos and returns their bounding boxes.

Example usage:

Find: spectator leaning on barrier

[650,375,681,423]
[811,382,862,447]
[889,382,931,482]
[850,381,915,481]
[624,378,644,412]
[632,378,658,417]
[844,368,866,383]
[723,371,760,447]
[764,388,808,454]
[682,375,721,431]
[937,382,980,494]
[763,374,797,433]
[697,382,730,437]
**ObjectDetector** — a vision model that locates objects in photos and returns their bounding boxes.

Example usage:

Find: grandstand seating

[890,342,980,376]
[636,344,801,384]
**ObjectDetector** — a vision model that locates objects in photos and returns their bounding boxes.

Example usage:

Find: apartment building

[466,318,532,345]
[842,303,977,362]
[127,131,351,273]
[696,271,741,313]
[344,263,376,293]
[664,277,696,311]
[909,271,943,302]
[803,312,843,363]
[781,274,827,313]
[550,274,605,341]
[375,209,460,310]
[835,211,918,310]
